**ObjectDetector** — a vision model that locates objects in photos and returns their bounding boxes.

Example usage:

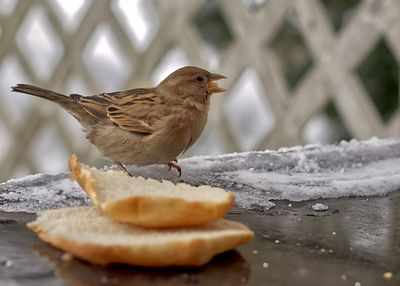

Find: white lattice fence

[0,0,399,180]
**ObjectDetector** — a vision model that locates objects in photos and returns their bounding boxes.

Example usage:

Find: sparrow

[12,66,226,177]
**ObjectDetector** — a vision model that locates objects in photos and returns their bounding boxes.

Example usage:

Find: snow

[1,137,400,213]
[0,173,91,212]
[311,203,329,211]
[4,173,46,184]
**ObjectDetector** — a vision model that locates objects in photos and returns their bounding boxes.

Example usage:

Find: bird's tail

[12,84,72,104]
[11,84,94,125]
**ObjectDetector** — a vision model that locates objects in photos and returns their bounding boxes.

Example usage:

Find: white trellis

[0,0,399,180]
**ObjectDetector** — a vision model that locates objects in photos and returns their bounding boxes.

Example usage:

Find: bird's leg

[167,158,178,168]
[115,161,132,177]
[167,161,182,177]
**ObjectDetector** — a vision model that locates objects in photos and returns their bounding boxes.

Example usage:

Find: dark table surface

[1,193,400,286]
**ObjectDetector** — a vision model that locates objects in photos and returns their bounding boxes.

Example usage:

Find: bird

[11,66,226,177]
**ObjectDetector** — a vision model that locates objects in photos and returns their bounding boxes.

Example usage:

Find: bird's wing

[70,93,109,120]
[72,88,169,135]
[106,93,169,135]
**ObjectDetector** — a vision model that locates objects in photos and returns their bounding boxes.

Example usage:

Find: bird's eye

[196,76,204,82]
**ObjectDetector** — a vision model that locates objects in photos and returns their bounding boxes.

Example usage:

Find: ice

[1,138,400,213]
[263,201,276,210]
[311,203,328,211]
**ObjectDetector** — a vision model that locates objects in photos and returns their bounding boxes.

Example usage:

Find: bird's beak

[207,73,226,94]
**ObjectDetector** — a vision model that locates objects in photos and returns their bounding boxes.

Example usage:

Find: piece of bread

[69,155,234,228]
[27,206,254,267]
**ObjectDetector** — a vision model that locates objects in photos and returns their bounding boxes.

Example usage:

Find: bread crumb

[61,252,74,261]
[383,272,393,279]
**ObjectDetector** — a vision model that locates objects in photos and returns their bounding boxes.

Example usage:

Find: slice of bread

[69,155,234,228]
[27,206,254,267]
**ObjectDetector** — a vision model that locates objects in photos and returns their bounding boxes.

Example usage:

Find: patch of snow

[311,203,328,211]
[1,138,400,213]
[4,173,46,184]
[0,173,91,212]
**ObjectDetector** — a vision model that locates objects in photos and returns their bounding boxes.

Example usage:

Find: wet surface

[1,194,400,286]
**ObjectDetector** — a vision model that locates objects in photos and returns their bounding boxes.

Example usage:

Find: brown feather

[11,84,97,125]
[11,66,226,170]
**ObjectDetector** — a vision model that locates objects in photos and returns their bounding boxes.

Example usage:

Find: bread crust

[103,195,234,228]
[69,154,234,228]
[27,208,253,267]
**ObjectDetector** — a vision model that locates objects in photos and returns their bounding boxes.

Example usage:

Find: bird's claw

[167,162,182,177]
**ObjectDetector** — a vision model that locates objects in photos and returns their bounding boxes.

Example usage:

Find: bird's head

[157,66,226,104]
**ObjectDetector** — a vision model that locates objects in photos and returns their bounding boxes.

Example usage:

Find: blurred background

[0,0,399,181]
